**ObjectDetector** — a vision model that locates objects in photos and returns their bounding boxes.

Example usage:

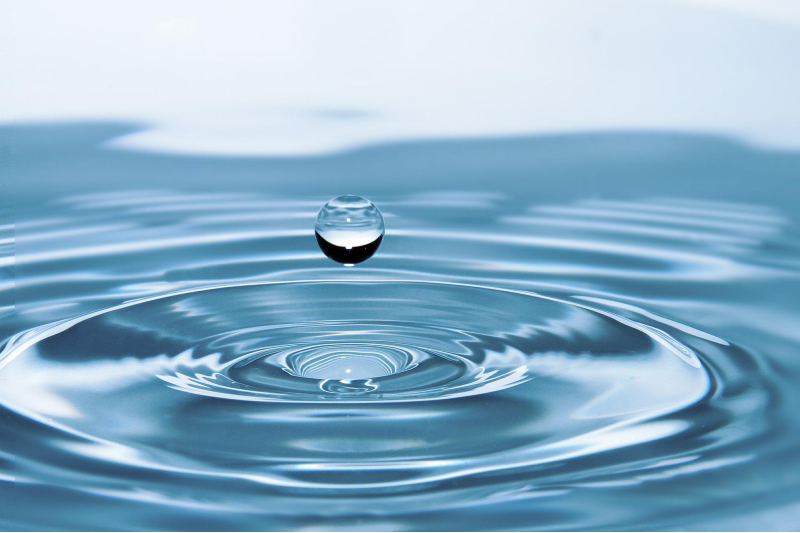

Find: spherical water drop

[315,195,384,264]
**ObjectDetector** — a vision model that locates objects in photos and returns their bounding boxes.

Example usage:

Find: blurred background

[3,0,800,155]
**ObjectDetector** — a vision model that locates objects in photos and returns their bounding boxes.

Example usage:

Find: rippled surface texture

[2,126,800,530]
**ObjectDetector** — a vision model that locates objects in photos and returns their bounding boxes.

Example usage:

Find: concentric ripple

[0,281,709,408]
[1,188,798,531]
[0,277,730,516]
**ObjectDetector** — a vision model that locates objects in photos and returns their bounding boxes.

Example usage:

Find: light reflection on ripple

[2,190,798,530]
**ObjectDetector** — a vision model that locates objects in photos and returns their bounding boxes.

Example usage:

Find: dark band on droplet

[315,232,383,264]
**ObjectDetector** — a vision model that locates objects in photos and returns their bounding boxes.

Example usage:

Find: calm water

[2,124,800,530]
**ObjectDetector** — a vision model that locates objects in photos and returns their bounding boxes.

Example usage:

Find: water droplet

[315,195,384,264]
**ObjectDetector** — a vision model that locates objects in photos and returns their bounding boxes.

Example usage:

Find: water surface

[2,124,800,530]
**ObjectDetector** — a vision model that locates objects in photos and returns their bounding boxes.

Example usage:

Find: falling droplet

[315,195,384,264]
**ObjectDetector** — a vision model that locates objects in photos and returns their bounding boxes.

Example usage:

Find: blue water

[2,124,800,530]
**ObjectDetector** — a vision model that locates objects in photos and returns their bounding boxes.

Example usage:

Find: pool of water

[1,124,800,530]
